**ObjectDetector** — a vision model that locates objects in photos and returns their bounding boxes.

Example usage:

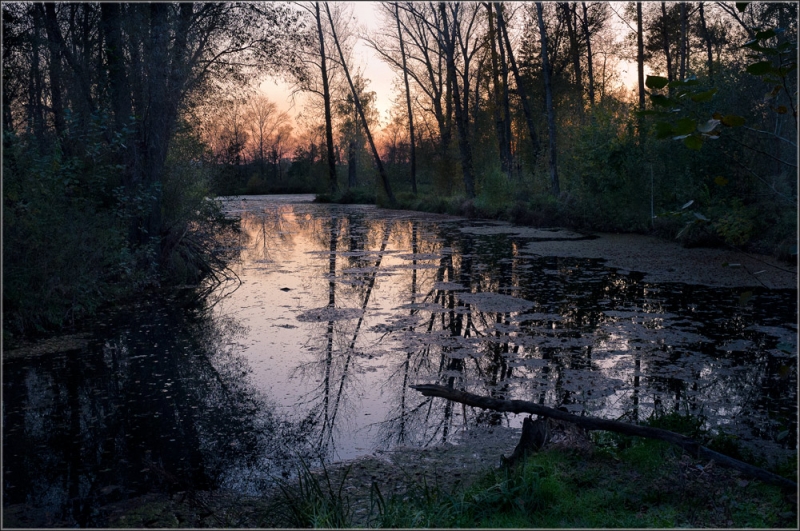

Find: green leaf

[655,122,674,139]
[697,118,720,133]
[735,2,748,13]
[680,200,695,210]
[691,88,718,102]
[650,94,675,107]
[775,105,789,114]
[668,76,699,88]
[683,135,703,150]
[693,212,709,221]
[721,114,746,127]
[674,118,696,135]
[646,75,669,89]
[746,61,774,75]
[714,176,729,186]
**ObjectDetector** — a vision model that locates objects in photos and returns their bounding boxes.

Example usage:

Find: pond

[4,194,797,526]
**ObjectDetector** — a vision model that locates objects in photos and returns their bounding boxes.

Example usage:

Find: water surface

[4,194,796,526]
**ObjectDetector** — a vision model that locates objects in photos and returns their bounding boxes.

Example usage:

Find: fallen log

[410,384,797,491]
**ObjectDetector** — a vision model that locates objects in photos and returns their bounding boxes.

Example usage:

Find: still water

[4,194,797,525]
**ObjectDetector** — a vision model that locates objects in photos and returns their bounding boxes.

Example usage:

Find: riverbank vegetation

[209,2,796,258]
[261,413,796,528]
[2,3,304,340]
[85,413,796,528]
[6,2,795,339]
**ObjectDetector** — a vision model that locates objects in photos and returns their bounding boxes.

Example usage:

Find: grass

[262,413,797,528]
[366,438,795,528]
[105,413,797,528]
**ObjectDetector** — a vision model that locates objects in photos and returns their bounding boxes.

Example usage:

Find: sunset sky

[258,2,643,132]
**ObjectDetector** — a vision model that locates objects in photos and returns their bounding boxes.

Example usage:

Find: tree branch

[410,384,797,491]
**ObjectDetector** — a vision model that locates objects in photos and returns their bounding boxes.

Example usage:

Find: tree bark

[562,2,583,118]
[498,3,540,168]
[637,2,645,111]
[315,2,338,195]
[324,4,396,204]
[660,2,674,83]
[395,2,417,195]
[41,4,66,142]
[494,4,514,178]
[410,384,798,491]
[679,2,687,80]
[438,2,475,199]
[100,3,132,135]
[581,2,595,107]
[535,2,559,196]
[698,3,713,82]
[486,2,511,178]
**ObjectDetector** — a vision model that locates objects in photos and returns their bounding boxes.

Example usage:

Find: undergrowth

[260,414,796,528]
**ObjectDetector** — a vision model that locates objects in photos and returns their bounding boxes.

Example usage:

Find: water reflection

[3,296,308,526]
[4,195,796,525]
[223,196,795,467]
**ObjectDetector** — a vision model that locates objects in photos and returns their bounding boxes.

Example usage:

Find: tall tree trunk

[497,3,540,167]
[324,4,395,204]
[315,2,338,194]
[395,2,417,195]
[438,2,475,199]
[679,2,687,80]
[347,140,357,188]
[495,4,513,177]
[637,2,645,110]
[29,6,46,146]
[42,4,66,142]
[661,2,674,83]
[581,2,595,107]
[562,3,583,118]
[535,2,559,196]
[100,3,132,135]
[699,2,713,82]
[141,3,171,247]
[486,2,511,178]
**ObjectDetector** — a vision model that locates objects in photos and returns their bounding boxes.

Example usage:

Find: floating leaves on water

[396,253,443,261]
[457,292,535,313]
[433,281,466,291]
[458,225,585,240]
[517,312,562,322]
[296,307,363,322]
[396,302,448,313]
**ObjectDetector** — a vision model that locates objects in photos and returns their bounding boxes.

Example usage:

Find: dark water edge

[4,196,797,527]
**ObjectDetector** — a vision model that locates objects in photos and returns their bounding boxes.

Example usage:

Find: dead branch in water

[409,384,797,491]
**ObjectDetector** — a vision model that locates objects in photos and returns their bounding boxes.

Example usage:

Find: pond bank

[16,424,793,528]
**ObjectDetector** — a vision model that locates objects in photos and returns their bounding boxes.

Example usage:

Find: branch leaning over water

[409,384,797,491]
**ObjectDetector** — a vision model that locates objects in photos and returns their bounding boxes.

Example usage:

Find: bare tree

[324,3,396,204]
[394,1,417,195]
[247,94,290,179]
[534,2,559,196]
[438,2,475,199]
[315,2,338,194]
[497,3,540,172]
[581,2,595,106]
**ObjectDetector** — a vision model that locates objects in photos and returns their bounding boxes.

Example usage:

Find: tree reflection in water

[231,198,795,470]
[4,196,796,525]
[3,295,310,526]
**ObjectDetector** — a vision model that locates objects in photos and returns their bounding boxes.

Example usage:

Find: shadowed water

[4,194,796,526]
